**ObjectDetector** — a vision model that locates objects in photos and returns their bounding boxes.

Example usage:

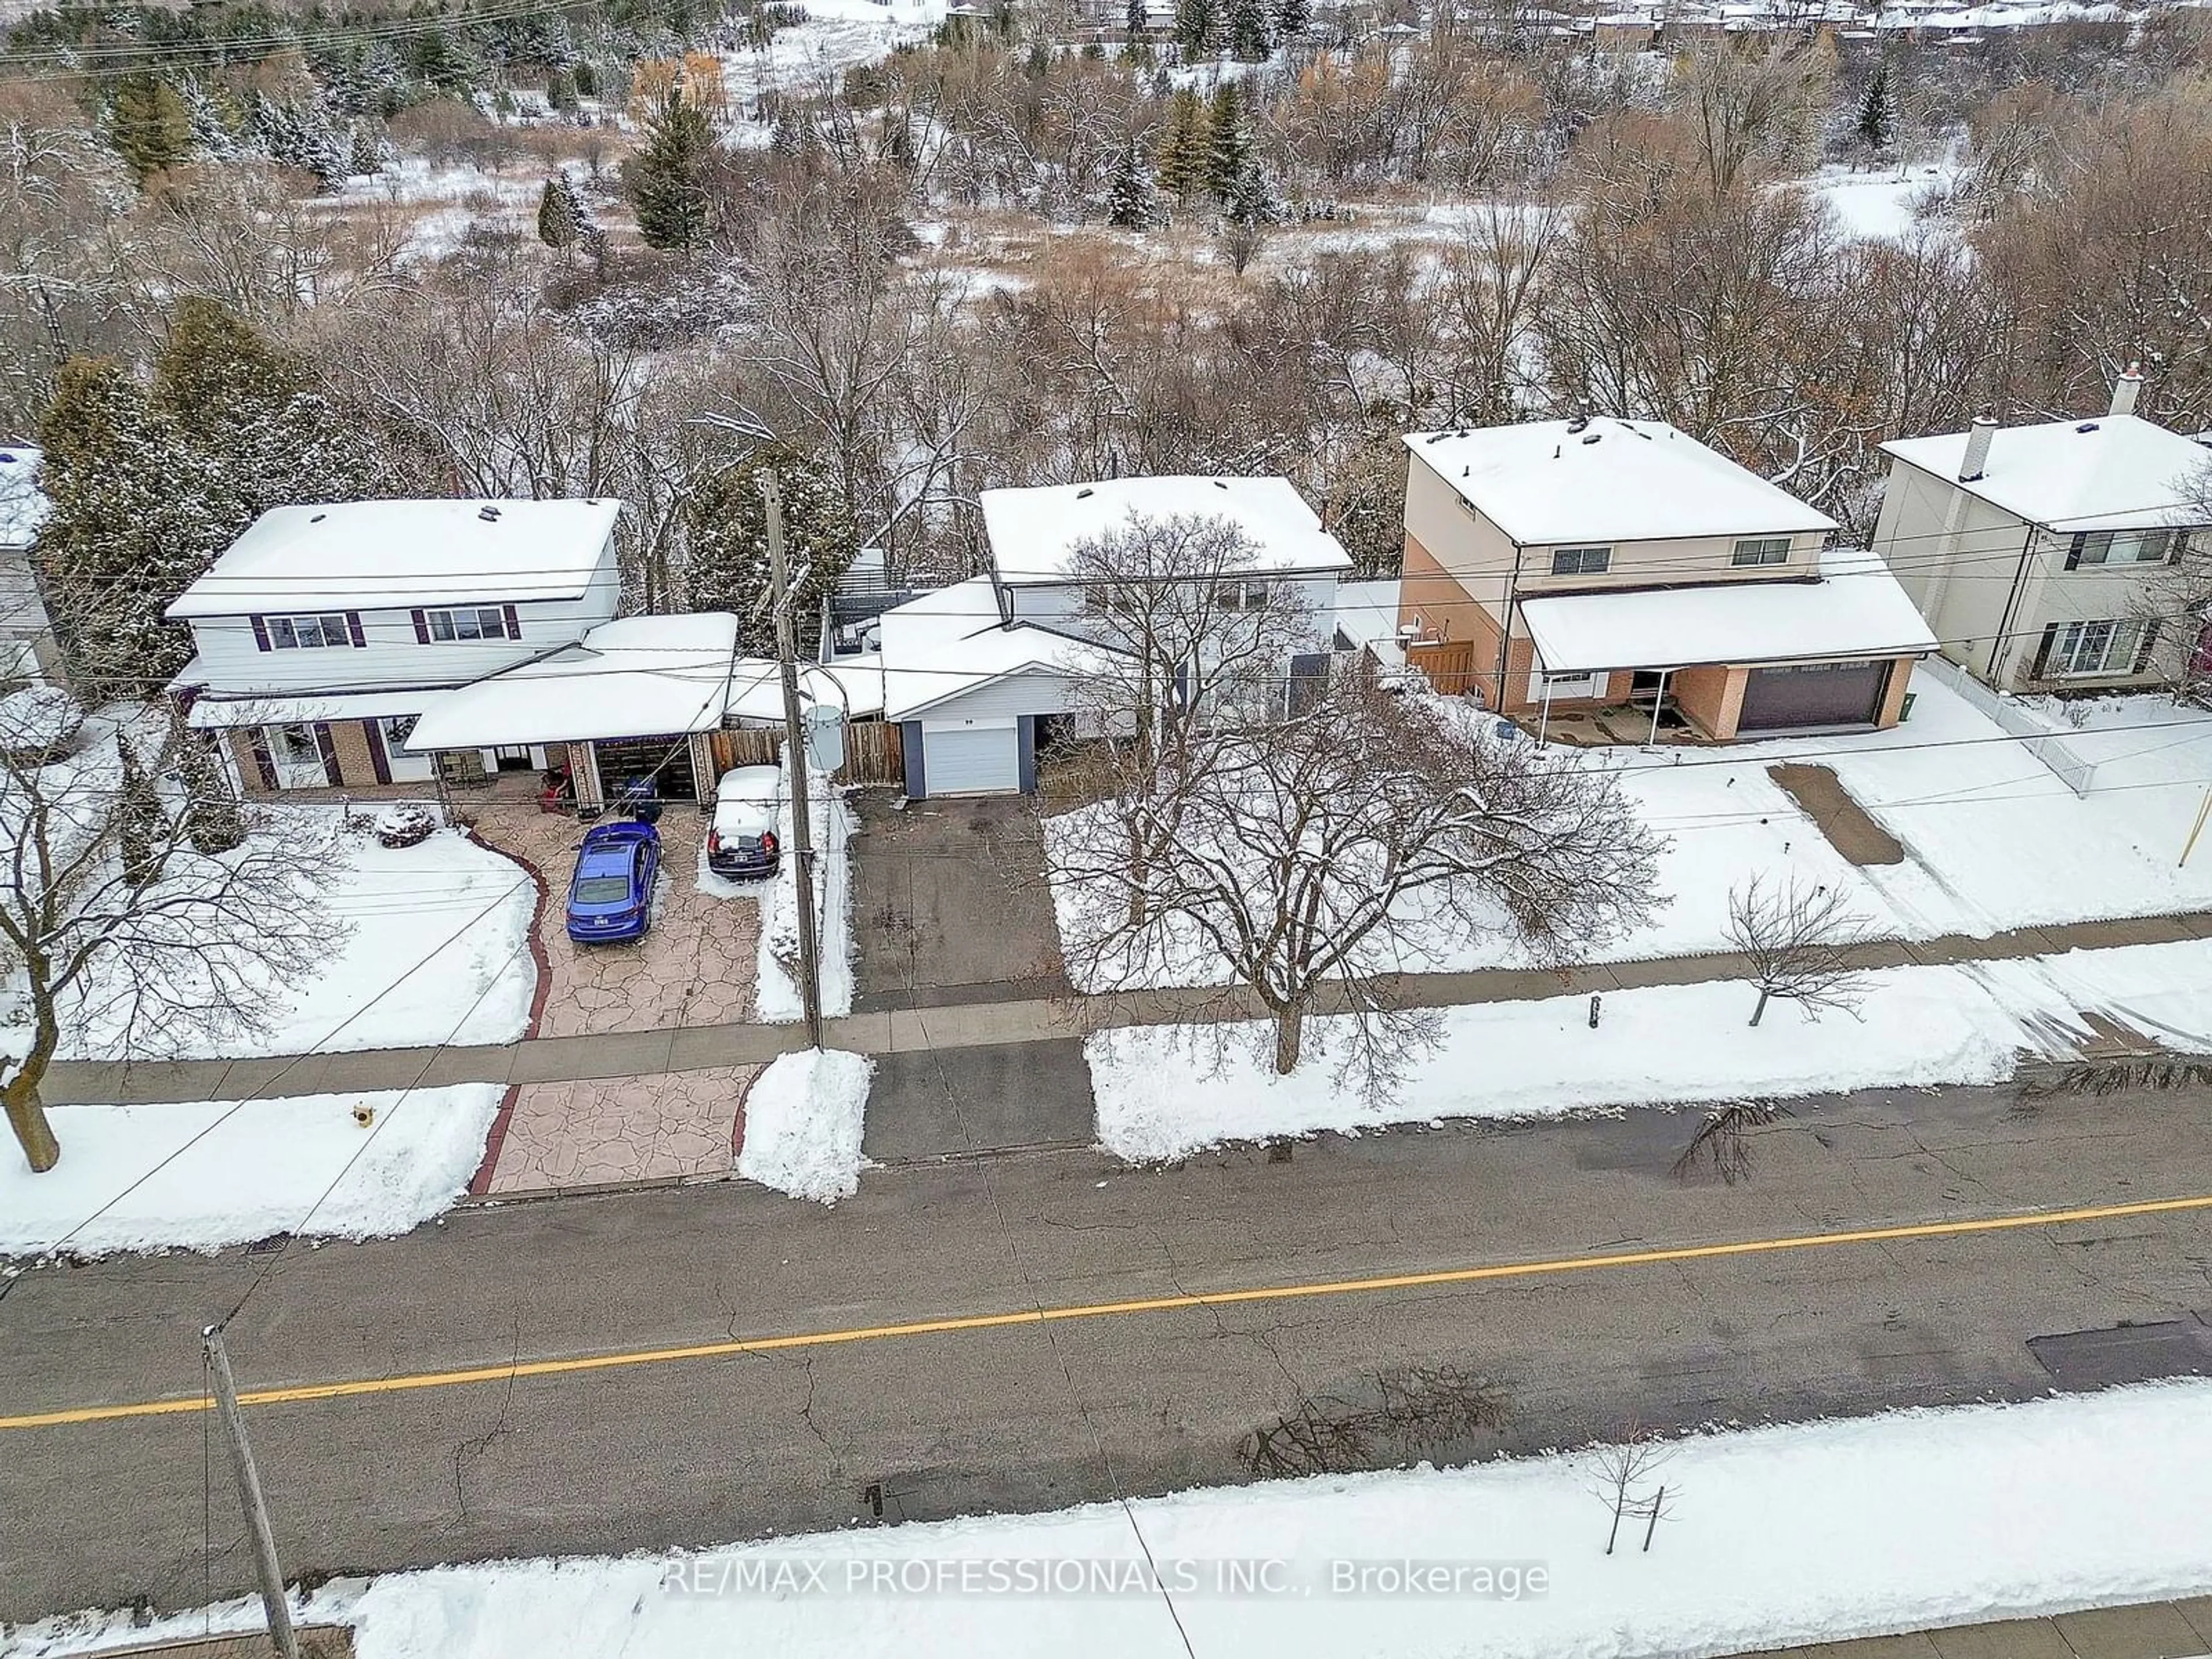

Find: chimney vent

[2109,361,2143,419]
[1565,399,1592,435]
[478,504,502,522]
[1959,410,1998,483]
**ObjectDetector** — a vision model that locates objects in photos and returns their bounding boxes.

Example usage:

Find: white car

[707,765,783,879]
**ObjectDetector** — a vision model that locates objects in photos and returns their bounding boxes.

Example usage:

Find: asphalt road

[6,1074,2212,1623]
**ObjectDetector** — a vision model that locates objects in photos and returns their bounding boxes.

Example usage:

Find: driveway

[849,791,1094,1160]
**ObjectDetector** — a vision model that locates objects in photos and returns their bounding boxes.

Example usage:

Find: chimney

[2109,361,2143,419]
[1959,410,1998,483]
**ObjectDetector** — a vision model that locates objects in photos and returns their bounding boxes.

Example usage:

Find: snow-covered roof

[1881,414,2212,534]
[0,444,47,550]
[166,498,624,619]
[184,687,437,730]
[406,613,737,751]
[1406,420,1839,546]
[1518,547,1937,675]
[877,579,1096,721]
[979,476,1353,586]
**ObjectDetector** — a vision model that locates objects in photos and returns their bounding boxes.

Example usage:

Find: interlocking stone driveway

[471,806,766,1192]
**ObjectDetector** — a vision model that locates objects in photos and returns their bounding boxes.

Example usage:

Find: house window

[1214,580,1271,612]
[1550,546,1612,576]
[381,714,419,749]
[276,723,320,762]
[425,607,513,642]
[2044,618,2155,678]
[2067,528,2186,567]
[1731,537,1792,567]
[266,613,351,649]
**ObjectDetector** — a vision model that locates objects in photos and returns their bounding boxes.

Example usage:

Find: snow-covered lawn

[1810,162,1956,239]
[57,815,537,1060]
[736,1048,872,1203]
[1088,939,2212,1162]
[23,1382,2212,1658]
[0,1086,502,1258]
[1050,678,2212,994]
[719,0,946,105]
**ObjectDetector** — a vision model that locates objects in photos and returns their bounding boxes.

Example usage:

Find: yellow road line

[7,1191,2210,1433]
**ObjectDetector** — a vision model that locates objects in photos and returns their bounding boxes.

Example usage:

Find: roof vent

[309,512,327,522]
[479,505,502,522]
[1213,479,1229,489]
[1580,433,1601,445]
[1565,399,1592,435]
[1075,486,1093,499]
[2075,422,2099,434]
[1959,409,1999,483]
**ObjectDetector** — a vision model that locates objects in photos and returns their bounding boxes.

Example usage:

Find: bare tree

[1725,872,1875,1028]
[1055,677,1662,1088]
[0,702,337,1172]
[1589,1428,1676,1556]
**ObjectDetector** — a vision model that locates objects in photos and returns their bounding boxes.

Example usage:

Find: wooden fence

[709,720,905,789]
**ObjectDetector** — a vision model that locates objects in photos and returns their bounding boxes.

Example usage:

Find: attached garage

[589,733,700,802]
[1737,660,1892,734]
[919,719,1021,796]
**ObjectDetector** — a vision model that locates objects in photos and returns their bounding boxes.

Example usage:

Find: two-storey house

[878,475,1351,798]
[1874,380,2211,695]
[1399,418,1936,741]
[167,498,623,792]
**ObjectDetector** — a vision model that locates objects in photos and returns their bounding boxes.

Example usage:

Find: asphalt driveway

[849,791,1094,1159]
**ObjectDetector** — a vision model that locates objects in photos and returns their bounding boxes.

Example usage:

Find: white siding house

[0,444,58,682]
[166,499,624,792]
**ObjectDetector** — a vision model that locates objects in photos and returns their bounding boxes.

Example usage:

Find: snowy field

[1811,164,1956,240]
[0,1086,502,1257]
[1050,678,2212,995]
[736,1047,872,1203]
[20,1382,2212,1658]
[721,0,947,107]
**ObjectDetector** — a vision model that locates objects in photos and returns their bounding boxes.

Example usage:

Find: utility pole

[203,1326,301,1659]
[762,473,825,1049]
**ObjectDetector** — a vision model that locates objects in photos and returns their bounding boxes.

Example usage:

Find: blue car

[565,821,661,944]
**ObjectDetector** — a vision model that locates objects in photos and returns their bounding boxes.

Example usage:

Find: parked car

[565,821,661,943]
[707,764,783,880]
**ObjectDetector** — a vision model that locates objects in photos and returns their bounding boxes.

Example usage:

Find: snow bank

[755,771,855,1024]
[736,1048,872,1203]
[0,1086,502,1258]
[24,1382,2212,1658]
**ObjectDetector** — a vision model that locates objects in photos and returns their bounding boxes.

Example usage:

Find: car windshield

[573,876,633,904]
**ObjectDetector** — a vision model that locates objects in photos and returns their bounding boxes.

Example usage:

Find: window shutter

[2030,623,2058,679]
[346,611,366,647]
[363,718,392,785]
[250,616,271,652]
[247,731,277,791]
[2133,622,2160,676]
[411,608,431,644]
[502,603,521,641]
[2064,534,2085,571]
[312,722,341,787]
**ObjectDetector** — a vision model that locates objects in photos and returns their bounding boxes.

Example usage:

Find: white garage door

[922,721,1020,796]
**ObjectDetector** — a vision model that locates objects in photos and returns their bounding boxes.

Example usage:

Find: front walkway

[1733,1595,2212,1657]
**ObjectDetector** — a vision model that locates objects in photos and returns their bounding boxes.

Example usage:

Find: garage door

[921,722,1020,796]
[1738,661,1889,733]
[591,733,699,802]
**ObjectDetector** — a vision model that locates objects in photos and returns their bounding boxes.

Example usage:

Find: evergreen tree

[1126,0,1147,35]
[179,731,244,855]
[116,732,165,889]
[1107,143,1158,228]
[1207,79,1251,199]
[682,445,858,657]
[547,66,581,113]
[571,59,599,99]
[629,90,716,251]
[348,121,387,178]
[1271,0,1309,39]
[1857,62,1896,155]
[538,175,581,248]
[109,72,191,179]
[252,89,349,187]
[1224,151,1277,224]
[1228,0,1270,60]
[1158,87,1211,199]
[1175,0,1217,56]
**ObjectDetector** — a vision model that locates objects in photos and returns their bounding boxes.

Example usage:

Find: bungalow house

[168,498,624,792]
[0,444,59,683]
[880,475,1353,799]
[1874,378,2212,695]
[1399,417,1936,740]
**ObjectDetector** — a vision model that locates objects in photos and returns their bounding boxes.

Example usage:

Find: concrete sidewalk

[40,907,2212,1107]
[1734,1595,2212,1657]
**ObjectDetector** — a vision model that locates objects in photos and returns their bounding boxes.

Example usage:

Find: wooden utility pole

[762,474,825,1050]
[202,1326,302,1659]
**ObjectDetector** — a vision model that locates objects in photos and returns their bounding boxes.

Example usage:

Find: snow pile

[0,684,79,752]
[1086,939,2212,1162]
[27,1382,2212,1658]
[0,1086,502,1257]
[754,769,855,1024]
[736,1048,872,1203]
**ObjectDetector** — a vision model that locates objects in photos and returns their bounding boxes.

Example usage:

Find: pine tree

[348,121,386,178]
[1856,62,1896,156]
[1207,79,1251,199]
[179,731,244,855]
[1271,0,1309,39]
[252,90,348,187]
[1126,0,1147,35]
[1228,0,1270,61]
[682,445,858,657]
[630,89,716,251]
[1107,143,1158,228]
[1224,151,1275,224]
[1175,0,1217,56]
[116,732,165,889]
[1157,86,1211,199]
[110,72,191,179]
[537,174,582,248]
[547,66,581,113]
